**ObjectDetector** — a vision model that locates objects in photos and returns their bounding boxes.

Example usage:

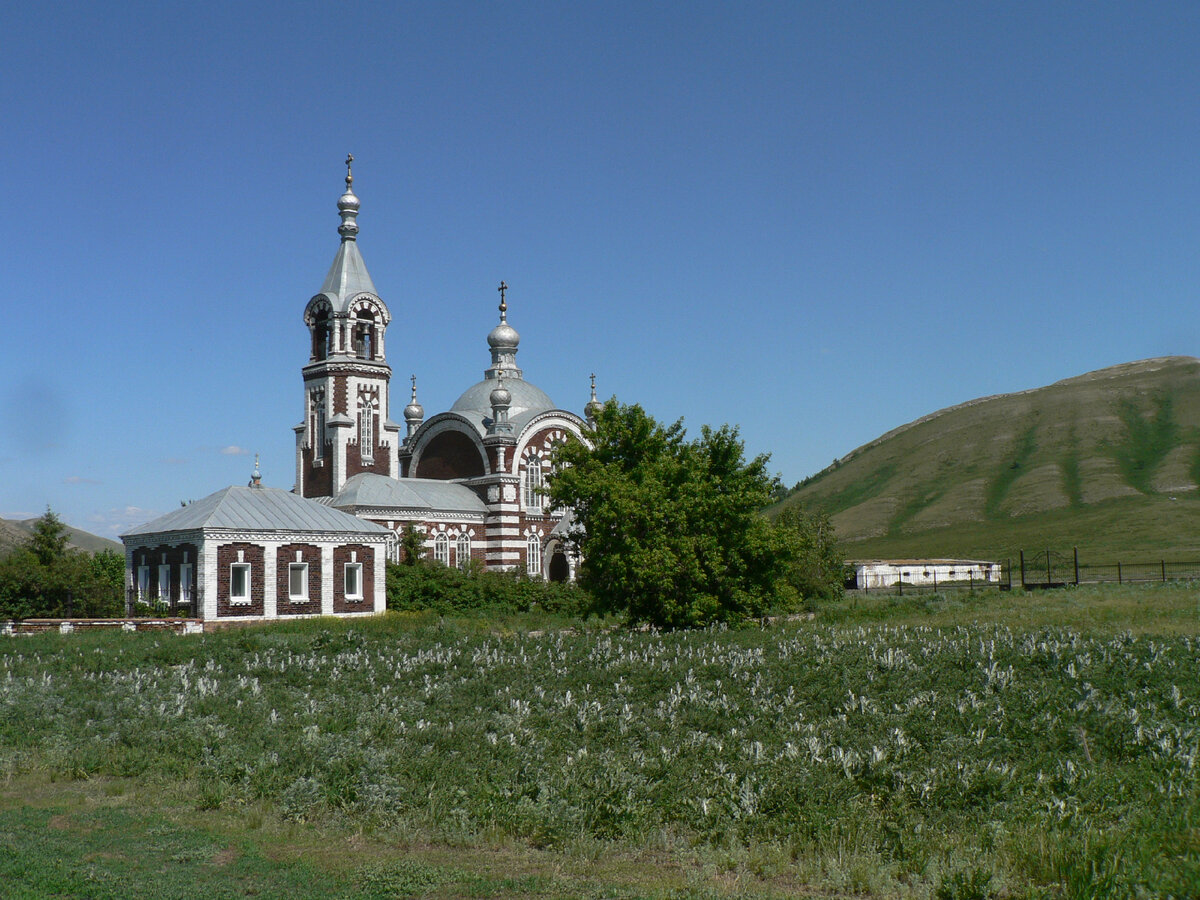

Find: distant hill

[0,517,122,557]
[772,357,1200,562]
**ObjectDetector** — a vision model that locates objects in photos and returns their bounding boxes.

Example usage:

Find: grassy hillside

[0,517,122,557]
[773,356,1200,561]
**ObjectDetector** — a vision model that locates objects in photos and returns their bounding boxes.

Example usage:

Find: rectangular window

[289,563,308,601]
[158,565,171,601]
[344,562,363,601]
[179,563,193,605]
[230,563,251,603]
[137,566,150,601]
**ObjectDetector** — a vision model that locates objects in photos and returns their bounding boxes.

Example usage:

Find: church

[122,158,599,621]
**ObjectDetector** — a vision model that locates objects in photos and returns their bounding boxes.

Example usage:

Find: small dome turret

[404,375,424,441]
[337,153,360,240]
[585,373,603,425]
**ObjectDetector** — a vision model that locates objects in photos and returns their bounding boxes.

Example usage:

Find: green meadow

[2,587,1198,898]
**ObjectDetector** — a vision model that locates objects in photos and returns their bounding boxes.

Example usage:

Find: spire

[486,280,522,380]
[404,374,425,441]
[337,153,360,241]
[585,373,603,426]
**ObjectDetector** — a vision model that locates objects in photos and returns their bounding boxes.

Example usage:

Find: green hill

[0,517,122,558]
[774,356,1200,561]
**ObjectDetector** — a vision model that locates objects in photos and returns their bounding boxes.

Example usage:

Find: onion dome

[585,373,603,425]
[249,453,263,488]
[337,153,360,240]
[487,374,514,436]
[488,280,520,352]
[404,375,425,441]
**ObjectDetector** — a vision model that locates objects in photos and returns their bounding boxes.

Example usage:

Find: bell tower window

[359,394,375,465]
[312,390,326,460]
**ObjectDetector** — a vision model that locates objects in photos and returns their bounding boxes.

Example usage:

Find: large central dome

[451,377,555,419]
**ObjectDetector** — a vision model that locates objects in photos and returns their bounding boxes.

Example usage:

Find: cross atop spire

[498,281,508,320]
[345,153,354,188]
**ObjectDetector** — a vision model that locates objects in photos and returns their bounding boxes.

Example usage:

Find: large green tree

[774,504,845,606]
[549,401,793,628]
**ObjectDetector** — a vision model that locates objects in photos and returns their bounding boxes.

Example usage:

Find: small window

[360,401,374,464]
[179,564,193,604]
[314,394,326,460]
[456,533,471,570]
[289,563,308,601]
[230,563,251,603]
[344,562,363,600]
[434,533,450,566]
[158,565,171,600]
[526,533,542,577]
[137,566,150,600]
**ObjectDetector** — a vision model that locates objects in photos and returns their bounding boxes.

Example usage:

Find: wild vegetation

[2,586,1197,898]
[773,356,1200,560]
[0,508,124,620]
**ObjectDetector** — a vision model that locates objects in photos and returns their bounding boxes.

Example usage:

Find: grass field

[2,588,1198,898]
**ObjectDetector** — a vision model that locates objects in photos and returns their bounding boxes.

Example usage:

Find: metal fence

[1018,548,1200,589]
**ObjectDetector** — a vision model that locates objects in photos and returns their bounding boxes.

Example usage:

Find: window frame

[433,532,450,566]
[456,533,471,570]
[288,562,309,602]
[230,562,251,604]
[526,533,542,577]
[523,457,544,511]
[344,562,364,601]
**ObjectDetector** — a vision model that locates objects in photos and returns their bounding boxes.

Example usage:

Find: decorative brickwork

[333,374,348,415]
[216,543,265,617]
[332,544,374,613]
[275,544,322,616]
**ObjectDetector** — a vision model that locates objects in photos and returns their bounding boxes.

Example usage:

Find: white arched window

[526,533,542,577]
[434,533,450,566]
[523,457,543,510]
[359,398,375,464]
[456,533,471,569]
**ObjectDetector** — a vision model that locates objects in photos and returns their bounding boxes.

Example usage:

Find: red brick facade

[332,544,375,613]
[275,543,322,616]
[131,543,198,610]
[414,430,486,479]
[216,542,265,617]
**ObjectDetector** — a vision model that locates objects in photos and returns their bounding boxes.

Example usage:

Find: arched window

[434,533,450,566]
[313,391,326,460]
[359,398,374,464]
[523,457,543,510]
[456,533,471,570]
[526,533,542,577]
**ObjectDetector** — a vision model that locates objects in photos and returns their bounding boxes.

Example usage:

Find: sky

[3,2,1200,538]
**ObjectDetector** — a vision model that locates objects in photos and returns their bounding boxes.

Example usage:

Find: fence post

[1117,561,1122,585]
[969,572,974,594]
[1162,560,1167,583]
[1074,547,1079,585]
[1046,550,1052,586]
[1020,550,1026,589]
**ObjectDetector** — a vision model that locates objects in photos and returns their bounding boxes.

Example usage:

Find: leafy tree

[549,400,792,628]
[398,524,427,566]
[774,504,845,607]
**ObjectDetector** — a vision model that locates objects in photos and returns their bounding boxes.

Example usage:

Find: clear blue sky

[4,2,1200,537]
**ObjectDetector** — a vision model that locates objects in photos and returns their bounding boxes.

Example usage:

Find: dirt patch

[47,814,72,830]
[211,846,239,867]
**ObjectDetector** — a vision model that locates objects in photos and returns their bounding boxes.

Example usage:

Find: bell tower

[294,157,401,498]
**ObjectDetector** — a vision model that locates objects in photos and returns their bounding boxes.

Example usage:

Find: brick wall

[332,544,374,613]
[275,543,322,616]
[216,543,265,618]
[415,430,485,479]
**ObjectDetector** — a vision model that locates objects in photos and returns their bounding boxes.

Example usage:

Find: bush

[385,561,587,617]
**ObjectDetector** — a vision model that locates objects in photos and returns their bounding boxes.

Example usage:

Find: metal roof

[333,473,487,514]
[317,239,378,313]
[122,485,390,537]
[450,377,557,433]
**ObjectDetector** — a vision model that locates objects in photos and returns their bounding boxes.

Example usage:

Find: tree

[398,525,427,566]
[774,504,845,607]
[28,507,69,566]
[549,401,793,628]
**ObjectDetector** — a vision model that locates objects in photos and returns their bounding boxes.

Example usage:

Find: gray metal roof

[317,239,378,313]
[333,473,487,514]
[122,485,390,537]
[450,377,557,432]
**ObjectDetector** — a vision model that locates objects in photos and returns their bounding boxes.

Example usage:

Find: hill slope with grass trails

[0,517,122,557]
[772,356,1200,560]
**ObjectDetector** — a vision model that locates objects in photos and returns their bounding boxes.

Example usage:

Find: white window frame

[523,457,543,511]
[344,562,364,601]
[456,533,471,570]
[230,563,251,604]
[179,563,193,605]
[526,533,542,577]
[136,565,150,601]
[433,533,450,566]
[158,564,171,601]
[360,398,375,464]
[289,562,309,602]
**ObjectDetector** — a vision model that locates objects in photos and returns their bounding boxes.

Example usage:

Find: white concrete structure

[850,559,1002,590]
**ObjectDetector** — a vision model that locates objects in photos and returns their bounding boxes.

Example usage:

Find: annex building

[122,158,600,622]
